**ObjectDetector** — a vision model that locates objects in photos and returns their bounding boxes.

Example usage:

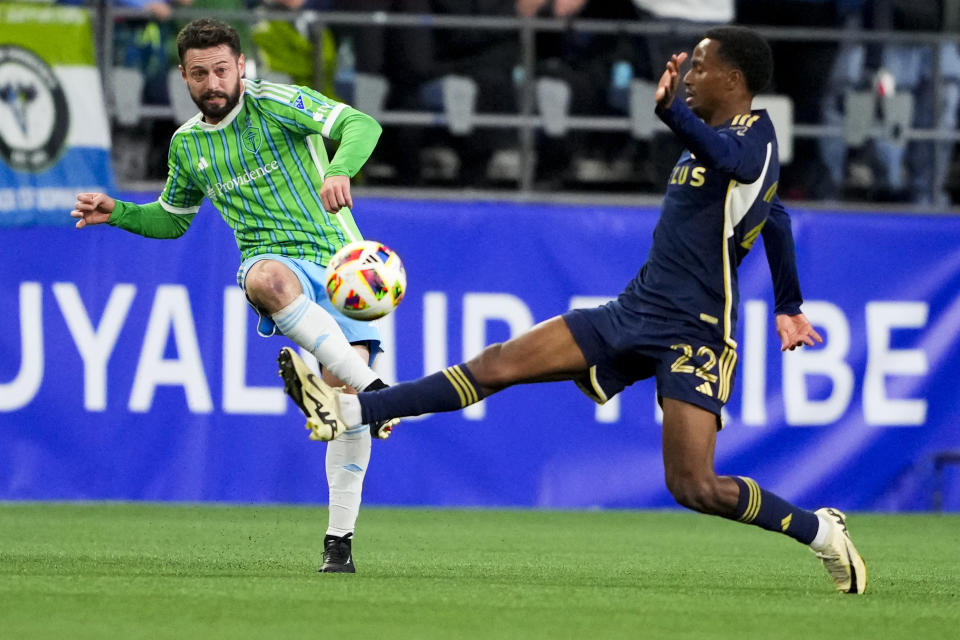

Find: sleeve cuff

[158,198,201,215]
[774,304,803,316]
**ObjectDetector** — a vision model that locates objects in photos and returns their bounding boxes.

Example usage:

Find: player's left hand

[775,313,823,352]
[321,175,353,213]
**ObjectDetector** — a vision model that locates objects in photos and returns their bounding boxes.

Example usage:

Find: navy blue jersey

[622,99,781,348]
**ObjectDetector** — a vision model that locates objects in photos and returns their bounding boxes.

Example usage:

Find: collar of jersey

[195,89,246,131]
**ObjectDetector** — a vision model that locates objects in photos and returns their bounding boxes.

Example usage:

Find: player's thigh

[660,397,720,485]
[243,259,304,313]
[470,315,588,388]
[321,343,371,394]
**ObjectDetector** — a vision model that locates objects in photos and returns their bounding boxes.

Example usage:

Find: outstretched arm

[763,197,822,351]
[71,192,194,239]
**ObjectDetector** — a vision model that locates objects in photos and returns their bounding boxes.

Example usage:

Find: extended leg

[349,315,589,426]
[660,397,866,594]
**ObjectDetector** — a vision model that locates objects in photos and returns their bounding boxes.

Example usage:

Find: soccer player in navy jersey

[282,26,867,593]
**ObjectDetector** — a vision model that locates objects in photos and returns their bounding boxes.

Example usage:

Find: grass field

[1,503,957,639]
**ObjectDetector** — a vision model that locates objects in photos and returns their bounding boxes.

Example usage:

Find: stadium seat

[536,77,571,137]
[111,67,145,127]
[628,79,658,140]
[167,67,200,124]
[442,75,478,135]
[844,89,914,147]
[753,94,795,164]
[352,72,389,121]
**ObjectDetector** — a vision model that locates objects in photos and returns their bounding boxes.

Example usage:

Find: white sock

[271,294,378,391]
[325,424,371,537]
[809,512,833,550]
[339,394,363,428]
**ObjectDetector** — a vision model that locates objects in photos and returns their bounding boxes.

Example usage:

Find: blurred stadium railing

[95,5,960,209]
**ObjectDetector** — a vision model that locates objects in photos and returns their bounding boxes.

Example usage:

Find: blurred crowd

[98,0,960,205]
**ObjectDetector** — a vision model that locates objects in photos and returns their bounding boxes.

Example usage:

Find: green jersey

[111,79,382,266]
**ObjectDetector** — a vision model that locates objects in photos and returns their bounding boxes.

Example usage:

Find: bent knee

[470,343,520,390]
[244,261,301,311]
[665,474,725,514]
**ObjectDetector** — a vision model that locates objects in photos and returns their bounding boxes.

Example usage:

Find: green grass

[1,504,957,639]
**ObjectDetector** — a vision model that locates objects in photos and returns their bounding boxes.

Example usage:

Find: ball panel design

[324,240,406,320]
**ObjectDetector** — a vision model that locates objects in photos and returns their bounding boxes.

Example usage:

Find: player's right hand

[655,52,687,110]
[71,193,116,229]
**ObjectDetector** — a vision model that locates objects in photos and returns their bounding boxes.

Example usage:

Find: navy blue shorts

[563,299,738,421]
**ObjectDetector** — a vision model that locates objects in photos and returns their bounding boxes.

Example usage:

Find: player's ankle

[339,394,362,427]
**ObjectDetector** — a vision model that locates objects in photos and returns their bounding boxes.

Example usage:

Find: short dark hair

[176,18,242,64]
[703,26,773,95]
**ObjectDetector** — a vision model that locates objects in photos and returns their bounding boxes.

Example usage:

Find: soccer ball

[325,240,406,320]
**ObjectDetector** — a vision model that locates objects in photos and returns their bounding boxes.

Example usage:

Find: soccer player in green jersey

[71,17,389,573]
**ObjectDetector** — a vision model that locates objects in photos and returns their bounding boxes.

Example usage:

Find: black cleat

[320,533,356,573]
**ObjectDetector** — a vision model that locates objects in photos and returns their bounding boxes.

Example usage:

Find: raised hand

[71,192,116,229]
[655,52,688,110]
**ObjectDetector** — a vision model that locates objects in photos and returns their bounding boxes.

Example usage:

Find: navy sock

[731,476,819,544]
[359,364,484,425]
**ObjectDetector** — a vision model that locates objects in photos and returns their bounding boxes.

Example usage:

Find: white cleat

[277,347,348,442]
[812,507,868,594]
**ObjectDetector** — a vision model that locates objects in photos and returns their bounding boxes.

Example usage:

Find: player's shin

[326,425,371,537]
[352,364,486,425]
[271,294,381,391]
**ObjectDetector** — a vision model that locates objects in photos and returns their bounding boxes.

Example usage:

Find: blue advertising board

[1,196,959,510]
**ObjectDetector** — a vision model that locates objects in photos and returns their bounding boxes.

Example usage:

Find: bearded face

[180,44,245,124]
[190,76,243,121]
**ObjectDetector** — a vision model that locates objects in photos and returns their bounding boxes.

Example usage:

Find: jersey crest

[241,126,262,154]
